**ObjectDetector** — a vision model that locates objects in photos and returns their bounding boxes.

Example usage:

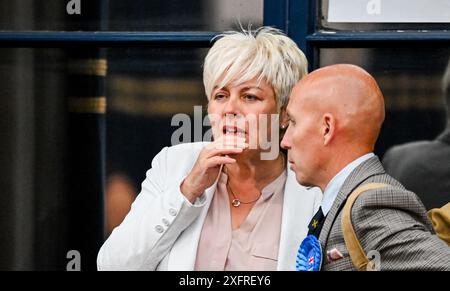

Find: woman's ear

[279,106,289,129]
[322,113,335,146]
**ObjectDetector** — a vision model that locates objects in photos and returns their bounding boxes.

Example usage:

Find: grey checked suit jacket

[319,156,450,271]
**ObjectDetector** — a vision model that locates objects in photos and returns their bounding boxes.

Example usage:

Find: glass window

[319,47,449,157]
[320,0,450,31]
[0,0,263,31]
[105,47,211,233]
[106,47,209,192]
[0,46,212,257]
[0,48,68,270]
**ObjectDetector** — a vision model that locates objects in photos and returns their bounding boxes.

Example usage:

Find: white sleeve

[97,146,207,270]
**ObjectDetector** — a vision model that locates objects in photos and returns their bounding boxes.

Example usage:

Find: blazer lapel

[318,156,386,250]
[277,167,322,270]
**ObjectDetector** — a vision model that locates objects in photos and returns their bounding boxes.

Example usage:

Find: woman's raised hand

[180,136,248,203]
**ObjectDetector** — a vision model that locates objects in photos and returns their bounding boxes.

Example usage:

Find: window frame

[264,0,450,72]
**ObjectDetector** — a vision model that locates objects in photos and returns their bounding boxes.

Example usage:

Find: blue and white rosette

[296,235,322,271]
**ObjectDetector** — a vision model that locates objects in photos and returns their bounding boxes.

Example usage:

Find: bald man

[281,64,450,271]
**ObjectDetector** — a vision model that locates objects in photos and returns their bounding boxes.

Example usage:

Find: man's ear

[322,113,335,146]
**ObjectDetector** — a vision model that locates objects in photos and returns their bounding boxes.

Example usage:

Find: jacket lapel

[437,127,450,145]
[318,156,386,250]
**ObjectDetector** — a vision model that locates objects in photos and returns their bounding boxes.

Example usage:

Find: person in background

[97,27,322,271]
[105,173,136,235]
[382,59,450,210]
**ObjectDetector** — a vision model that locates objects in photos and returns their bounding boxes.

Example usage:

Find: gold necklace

[226,181,262,207]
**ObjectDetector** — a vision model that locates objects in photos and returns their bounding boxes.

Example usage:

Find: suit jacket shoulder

[321,157,450,271]
[350,184,450,270]
[382,135,450,209]
[382,128,450,174]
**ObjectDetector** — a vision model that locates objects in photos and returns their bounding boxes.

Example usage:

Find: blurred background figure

[105,174,136,235]
[383,59,450,210]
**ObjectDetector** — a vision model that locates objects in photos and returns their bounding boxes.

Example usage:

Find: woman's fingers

[207,136,247,150]
[205,156,236,168]
[206,147,245,158]
[203,136,247,158]
[181,138,243,200]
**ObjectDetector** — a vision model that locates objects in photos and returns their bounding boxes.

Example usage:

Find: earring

[281,124,287,130]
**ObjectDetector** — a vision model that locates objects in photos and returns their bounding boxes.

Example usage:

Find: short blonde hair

[203,26,308,111]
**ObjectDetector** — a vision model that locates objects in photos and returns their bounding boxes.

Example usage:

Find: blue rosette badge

[296,235,322,271]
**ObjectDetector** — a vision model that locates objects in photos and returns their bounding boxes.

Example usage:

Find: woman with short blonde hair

[98,27,321,271]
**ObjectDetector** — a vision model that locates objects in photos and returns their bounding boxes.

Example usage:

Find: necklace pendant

[231,199,241,207]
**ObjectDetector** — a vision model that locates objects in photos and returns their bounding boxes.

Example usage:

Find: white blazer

[97,142,322,271]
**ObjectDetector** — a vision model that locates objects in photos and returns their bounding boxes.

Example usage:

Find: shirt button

[169,208,177,216]
[162,218,170,227]
[155,225,164,233]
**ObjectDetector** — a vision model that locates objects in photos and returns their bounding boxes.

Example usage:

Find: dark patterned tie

[307,206,325,238]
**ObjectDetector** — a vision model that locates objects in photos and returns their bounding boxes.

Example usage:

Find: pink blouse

[194,170,287,271]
